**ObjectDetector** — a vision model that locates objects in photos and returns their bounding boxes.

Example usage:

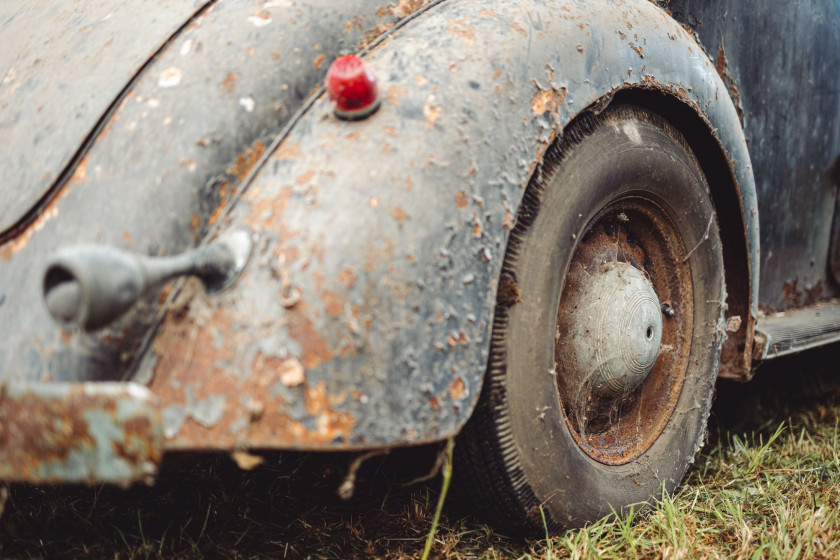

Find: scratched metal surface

[0,0,209,235]
[0,0,436,386]
[134,0,758,450]
[669,0,840,310]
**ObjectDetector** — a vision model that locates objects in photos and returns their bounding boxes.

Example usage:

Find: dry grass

[2,346,840,559]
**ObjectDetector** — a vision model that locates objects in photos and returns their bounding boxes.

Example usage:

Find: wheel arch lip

[129,0,758,452]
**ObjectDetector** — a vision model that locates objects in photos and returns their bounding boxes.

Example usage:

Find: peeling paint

[157,66,182,88]
[530,85,567,115]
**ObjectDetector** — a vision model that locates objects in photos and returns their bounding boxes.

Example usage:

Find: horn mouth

[44,264,86,327]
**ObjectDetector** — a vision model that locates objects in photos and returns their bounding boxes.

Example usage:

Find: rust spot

[783,279,801,306]
[448,19,475,44]
[338,268,358,288]
[502,209,513,231]
[122,230,135,247]
[208,205,225,226]
[246,185,293,230]
[510,22,527,35]
[390,205,408,223]
[805,281,823,306]
[530,84,567,115]
[286,308,335,370]
[313,54,326,69]
[295,169,316,186]
[218,181,231,200]
[227,141,266,181]
[713,44,744,122]
[220,73,239,92]
[360,22,395,49]
[423,94,441,127]
[275,143,301,160]
[158,284,173,305]
[73,155,90,183]
[387,85,408,104]
[415,75,428,86]
[322,290,344,317]
[447,332,468,347]
[714,45,726,77]
[389,0,429,18]
[455,191,469,209]
[479,8,496,16]
[384,126,398,137]
[449,378,467,401]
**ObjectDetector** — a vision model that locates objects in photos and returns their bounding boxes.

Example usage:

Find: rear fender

[141,0,758,450]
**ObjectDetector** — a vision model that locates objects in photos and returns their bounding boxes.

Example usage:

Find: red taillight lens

[326,55,381,120]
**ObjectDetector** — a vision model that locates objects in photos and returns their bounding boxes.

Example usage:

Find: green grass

[2,347,840,559]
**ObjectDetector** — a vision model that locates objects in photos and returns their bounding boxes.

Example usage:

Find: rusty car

[1,0,839,536]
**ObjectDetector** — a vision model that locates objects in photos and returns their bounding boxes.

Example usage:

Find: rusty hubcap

[555,197,693,465]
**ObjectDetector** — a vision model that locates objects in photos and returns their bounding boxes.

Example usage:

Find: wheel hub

[567,261,662,397]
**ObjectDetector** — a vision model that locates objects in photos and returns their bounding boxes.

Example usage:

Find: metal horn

[43,229,252,331]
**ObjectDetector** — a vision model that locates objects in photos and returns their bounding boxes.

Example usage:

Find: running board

[754,301,840,360]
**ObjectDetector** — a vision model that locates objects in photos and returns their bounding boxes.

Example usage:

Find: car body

[1,0,838,533]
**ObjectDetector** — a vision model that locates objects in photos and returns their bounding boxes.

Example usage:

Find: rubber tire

[456,104,725,535]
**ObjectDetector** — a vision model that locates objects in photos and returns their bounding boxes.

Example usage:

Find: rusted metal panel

[134,0,758,450]
[0,382,162,486]
[0,0,438,388]
[0,0,210,235]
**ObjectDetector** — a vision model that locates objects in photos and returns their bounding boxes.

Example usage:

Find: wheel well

[601,88,752,379]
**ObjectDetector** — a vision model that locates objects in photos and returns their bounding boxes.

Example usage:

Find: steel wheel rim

[555,195,694,465]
